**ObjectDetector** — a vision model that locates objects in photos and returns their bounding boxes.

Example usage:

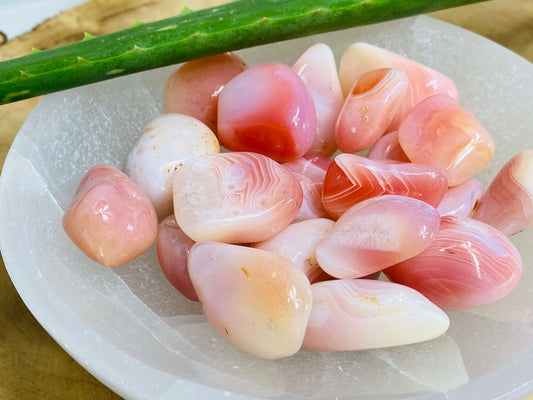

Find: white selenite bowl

[1,15,533,400]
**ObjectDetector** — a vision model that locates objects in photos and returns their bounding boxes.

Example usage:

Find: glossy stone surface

[316,195,440,279]
[164,52,247,132]
[322,153,447,219]
[335,68,407,152]
[124,113,220,220]
[437,178,483,217]
[366,130,410,162]
[252,218,334,283]
[173,152,303,243]
[339,42,458,129]
[217,62,316,162]
[384,216,522,310]
[156,215,197,301]
[188,242,312,359]
[398,94,494,187]
[282,155,331,222]
[303,279,450,351]
[473,150,533,236]
[62,164,158,267]
[292,43,343,157]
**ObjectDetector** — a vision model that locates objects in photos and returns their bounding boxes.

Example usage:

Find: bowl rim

[2,15,533,400]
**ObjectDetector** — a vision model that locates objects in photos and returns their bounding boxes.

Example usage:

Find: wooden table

[0,1,532,399]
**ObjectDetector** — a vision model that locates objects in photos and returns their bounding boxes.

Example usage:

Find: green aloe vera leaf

[0,0,488,105]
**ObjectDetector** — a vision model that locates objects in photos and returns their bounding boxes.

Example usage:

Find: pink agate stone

[164,52,247,132]
[282,155,331,222]
[398,94,495,187]
[335,68,408,153]
[339,42,458,129]
[188,242,312,359]
[156,215,197,301]
[437,178,483,217]
[292,43,343,157]
[366,131,410,163]
[252,218,334,283]
[302,279,449,351]
[217,62,316,162]
[322,153,448,219]
[473,150,533,236]
[384,215,522,310]
[316,195,440,279]
[173,152,303,243]
[62,164,158,267]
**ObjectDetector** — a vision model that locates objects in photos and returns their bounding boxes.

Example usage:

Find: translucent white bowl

[1,15,533,400]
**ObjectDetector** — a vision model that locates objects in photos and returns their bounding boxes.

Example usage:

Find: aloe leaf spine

[0,0,488,105]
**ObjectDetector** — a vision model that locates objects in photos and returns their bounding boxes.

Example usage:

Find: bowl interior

[1,15,533,400]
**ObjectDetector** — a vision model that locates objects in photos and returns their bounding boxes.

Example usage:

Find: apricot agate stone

[188,242,312,359]
[62,164,158,267]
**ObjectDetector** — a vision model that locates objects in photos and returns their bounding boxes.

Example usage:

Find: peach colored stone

[188,242,312,359]
[398,94,494,187]
[339,42,458,130]
[165,52,247,132]
[62,164,158,267]
[335,68,407,153]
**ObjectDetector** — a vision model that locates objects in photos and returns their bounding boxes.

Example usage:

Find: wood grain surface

[0,1,532,399]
